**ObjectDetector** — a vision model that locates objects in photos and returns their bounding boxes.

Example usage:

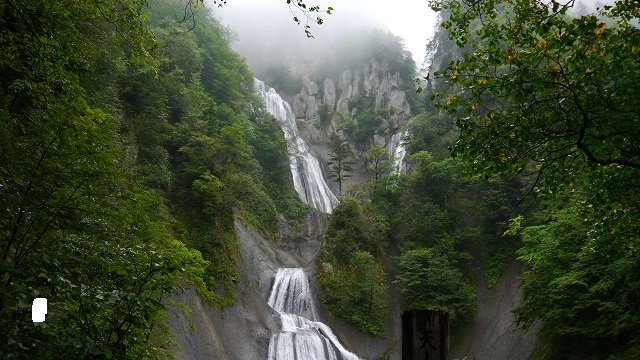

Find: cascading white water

[255,79,339,213]
[267,268,360,360]
[387,131,407,174]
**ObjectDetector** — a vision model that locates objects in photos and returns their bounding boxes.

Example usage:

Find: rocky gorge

[283,58,414,187]
[168,59,538,359]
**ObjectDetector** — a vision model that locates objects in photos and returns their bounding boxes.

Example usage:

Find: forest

[1,0,638,359]
[1,0,306,357]
[426,1,640,358]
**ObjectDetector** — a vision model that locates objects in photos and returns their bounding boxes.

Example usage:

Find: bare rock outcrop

[168,211,329,360]
[324,78,336,112]
[284,58,414,193]
[451,260,539,360]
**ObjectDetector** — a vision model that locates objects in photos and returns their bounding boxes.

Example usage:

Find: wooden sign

[402,310,449,360]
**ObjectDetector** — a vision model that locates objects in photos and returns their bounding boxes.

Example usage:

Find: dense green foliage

[0,0,304,358]
[320,110,527,334]
[363,145,394,197]
[147,0,305,308]
[401,108,528,288]
[396,248,475,328]
[340,95,391,148]
[429,0,640,356]
[517,202,640,359]
[318,199,389,337]
[385,147,520,329]
[316,18,529,336]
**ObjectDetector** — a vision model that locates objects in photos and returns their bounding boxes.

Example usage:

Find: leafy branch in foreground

[429,0,640,180]
[211,0,333,38]
[286,0,334,37]
[425,0,640,357]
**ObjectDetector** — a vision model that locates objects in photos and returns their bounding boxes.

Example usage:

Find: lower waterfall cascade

[254,79,339,214]
[267,268,360,360]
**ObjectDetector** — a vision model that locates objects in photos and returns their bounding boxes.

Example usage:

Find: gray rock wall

[167,211,373,360]
[451,260,539,360]
[283,58,414,192]
[168,219,301,360]
[288,59,412,147]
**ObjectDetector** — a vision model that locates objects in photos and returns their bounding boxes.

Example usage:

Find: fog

[209,0,437,76]
[206,0,621,77]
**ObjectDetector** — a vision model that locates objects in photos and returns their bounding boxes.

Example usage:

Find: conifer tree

[327,136,356,196]
[363,145,393,196]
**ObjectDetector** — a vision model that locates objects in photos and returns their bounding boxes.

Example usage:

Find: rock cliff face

[168,209,393,359]
[451,260,539,360]
[291,59,411,145]
[285,58,413,188]
[168,211,380,359]
[168,219,295,360]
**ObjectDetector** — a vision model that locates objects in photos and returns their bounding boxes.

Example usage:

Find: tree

[0,1,213,357]
[428,0,640,356]
[318,249,388,337]
[344,96,388,147]
[404,112,457,159]
[318,199,389,337]
[327,136,356,196]
[515,201,640,359]
[430,0,640,179]
[395,247,476,329]
[410,151,463,210]
[363,145,393,196]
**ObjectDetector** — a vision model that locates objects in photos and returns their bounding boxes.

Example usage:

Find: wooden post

[402,310,449,360]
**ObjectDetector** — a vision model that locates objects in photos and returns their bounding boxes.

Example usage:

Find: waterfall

[267,268,360,360]
[387,131,407,174]
[255,79,339,213]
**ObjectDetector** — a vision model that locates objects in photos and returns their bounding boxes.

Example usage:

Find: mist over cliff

[214,1,404,74]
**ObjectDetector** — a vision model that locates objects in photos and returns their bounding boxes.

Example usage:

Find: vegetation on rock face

[327,136,356,197]
[342,95,390,148]
[385,147,525,330]
[319,105,529,336]
[0,0,304,357]
[318,199,389,337]
[396,248,476,329]
[428,0,640,357]
[363,145,394,197]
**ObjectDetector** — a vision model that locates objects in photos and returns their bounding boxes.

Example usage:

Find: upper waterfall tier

[255,79,339,214]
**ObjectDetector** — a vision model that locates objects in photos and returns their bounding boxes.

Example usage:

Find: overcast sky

[212,0,438,67]
[210,0,612,71]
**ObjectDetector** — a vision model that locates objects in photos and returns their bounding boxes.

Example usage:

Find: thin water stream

[387,131,407,174]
